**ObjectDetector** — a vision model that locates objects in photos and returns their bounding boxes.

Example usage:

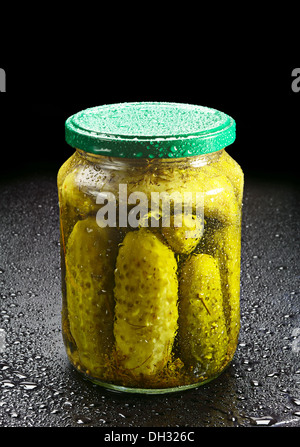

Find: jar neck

[75,148,224,170]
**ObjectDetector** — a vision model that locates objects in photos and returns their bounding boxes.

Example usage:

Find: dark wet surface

[0,172,299,428]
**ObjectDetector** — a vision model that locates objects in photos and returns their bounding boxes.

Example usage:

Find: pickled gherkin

[57,152,79,191]
[162,213,203,254]
[178,253,228,376]
[59,168,97,245]
[210,224,241,356]
[113,229,179,377]
[214,150,244,207]
[65,217,119,376]
[196,166,239,226]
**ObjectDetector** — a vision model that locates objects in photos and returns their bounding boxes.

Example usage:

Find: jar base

[69,359,228,395]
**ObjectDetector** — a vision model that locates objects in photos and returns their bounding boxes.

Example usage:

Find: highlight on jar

[58,102,244,393]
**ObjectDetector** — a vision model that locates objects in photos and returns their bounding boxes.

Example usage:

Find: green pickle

[113,229,179,379]
[214,150,244,207]
[162,214,203,254]
[210,224,242,357]
[178,254,228,377]
[64,217,119,377]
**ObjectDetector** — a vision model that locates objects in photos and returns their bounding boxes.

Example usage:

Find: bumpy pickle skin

[210,224,241,357]
[178,253,228,377]
[65,217,119,377]
[161,213,203,255]
[113,229,179,379]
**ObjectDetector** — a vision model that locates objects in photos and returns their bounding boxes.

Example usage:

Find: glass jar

[58,102,243,394]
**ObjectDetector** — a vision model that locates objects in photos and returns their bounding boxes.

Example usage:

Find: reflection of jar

[58,102,244,394]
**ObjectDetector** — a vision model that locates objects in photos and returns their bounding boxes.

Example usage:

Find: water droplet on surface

[39,403,48,411]
[13,371,27,379]
[63,401,73,408]
[250,380,261,387]
[291,398,300,406]
[76,416,92,424]
[1,380,15,388]
[10,411,19,418]
[250,416,277,426]
[266,371,279,377]
[19,381,38,390]
[0,363,9,371]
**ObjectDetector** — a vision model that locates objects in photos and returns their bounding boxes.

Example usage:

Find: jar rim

[65,102,236,159]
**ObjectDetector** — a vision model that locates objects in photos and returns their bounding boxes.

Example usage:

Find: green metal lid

[65,102,236,158]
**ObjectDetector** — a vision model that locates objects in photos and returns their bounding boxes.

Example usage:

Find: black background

[0,26,299,185]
